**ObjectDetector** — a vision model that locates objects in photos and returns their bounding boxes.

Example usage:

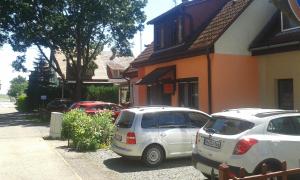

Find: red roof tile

[189,0,252,50]
[131,43,154,65]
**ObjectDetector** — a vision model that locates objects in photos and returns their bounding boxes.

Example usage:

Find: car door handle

[160,133,166,137]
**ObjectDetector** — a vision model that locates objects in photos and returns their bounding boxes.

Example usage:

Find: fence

[219,161,300,180]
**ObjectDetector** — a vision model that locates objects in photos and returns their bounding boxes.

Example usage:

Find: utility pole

[140,31,142,53]
[173,0,177,6]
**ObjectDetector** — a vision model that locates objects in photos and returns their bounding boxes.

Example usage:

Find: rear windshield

[204,116,254,135]
[116,111,135,128]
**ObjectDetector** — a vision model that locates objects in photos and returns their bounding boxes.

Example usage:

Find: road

[0,101,81,180]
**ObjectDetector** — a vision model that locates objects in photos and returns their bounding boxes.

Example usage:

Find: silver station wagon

[111,106,210,167]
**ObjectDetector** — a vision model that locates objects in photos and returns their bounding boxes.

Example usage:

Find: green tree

[7,76,28,98]
[26,54,59,111]
[0,0,147,100]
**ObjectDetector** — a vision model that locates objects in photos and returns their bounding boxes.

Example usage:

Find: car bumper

[192,153,250,177]
[111,143,143,158]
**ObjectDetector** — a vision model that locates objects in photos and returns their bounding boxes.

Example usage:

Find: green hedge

[86,85,119,103]
[62,109,115,151]
[16,94,29,112]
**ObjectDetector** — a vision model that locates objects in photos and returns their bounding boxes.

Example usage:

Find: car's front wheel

[142,145,164,167]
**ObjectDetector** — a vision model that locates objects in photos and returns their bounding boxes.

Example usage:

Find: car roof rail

[255,110,300,118]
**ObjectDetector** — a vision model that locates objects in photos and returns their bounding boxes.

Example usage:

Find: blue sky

[0,0,175,94]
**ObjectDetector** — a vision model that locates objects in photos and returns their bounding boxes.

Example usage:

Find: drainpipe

[206,50,212,114]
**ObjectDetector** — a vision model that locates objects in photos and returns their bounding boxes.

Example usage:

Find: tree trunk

[75,24,83,101]
[75,79,81,101]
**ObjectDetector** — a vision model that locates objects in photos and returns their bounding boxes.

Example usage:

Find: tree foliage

[26,54,60,111]
[1,0,147,100]
[7,75,28,98]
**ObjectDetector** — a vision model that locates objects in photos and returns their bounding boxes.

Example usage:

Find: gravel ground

[85,149,206,180]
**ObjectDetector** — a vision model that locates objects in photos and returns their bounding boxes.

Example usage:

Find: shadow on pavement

[103,157,192,173]
[0,112,49,127]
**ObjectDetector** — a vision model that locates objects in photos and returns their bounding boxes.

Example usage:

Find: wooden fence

[219,161,300,180]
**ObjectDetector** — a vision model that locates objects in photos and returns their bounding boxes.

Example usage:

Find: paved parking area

[0,102,80,180]
[49,139,206,180]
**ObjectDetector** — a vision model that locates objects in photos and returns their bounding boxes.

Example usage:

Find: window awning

[136,66,176,85]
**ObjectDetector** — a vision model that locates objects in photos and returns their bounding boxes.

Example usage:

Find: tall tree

[7,76,28,98]
[26,54,59,110]
[1,0,147,100]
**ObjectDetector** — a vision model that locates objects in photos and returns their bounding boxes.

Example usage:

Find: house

[129,0,277,113]
[250,4,300,110]
[56,51,134,103]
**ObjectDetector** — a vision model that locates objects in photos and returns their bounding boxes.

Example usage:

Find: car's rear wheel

[142,145,164,167]
[255,162,282,180]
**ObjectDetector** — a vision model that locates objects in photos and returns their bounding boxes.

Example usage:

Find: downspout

[206,49,212,114]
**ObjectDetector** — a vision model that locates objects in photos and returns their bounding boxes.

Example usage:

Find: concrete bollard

[49,112,63,138]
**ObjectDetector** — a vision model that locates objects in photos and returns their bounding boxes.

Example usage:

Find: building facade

[130,0,279,113]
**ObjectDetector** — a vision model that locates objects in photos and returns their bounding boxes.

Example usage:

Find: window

[186,112,209,128]
[141,113,157,129]
[178,79,199,109]
[267,117,300,135]
[281,12,300,31]
[204,117,254,135]
[157,112,187,128]
[154,16,184,50]
[278,79,294,110]
[116,111,135,128]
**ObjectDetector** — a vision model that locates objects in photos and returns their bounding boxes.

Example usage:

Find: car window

[267,116,300,135]
[141,113,157,129]
[204,116,254,135]
[157,111,187,128]
[116,111,135,128]
[186,112,210,128]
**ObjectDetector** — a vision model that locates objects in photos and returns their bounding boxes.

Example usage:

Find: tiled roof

[250,11,300,55]
[190,0,252,50]
[55,51,134,80]
[131,43,154,65]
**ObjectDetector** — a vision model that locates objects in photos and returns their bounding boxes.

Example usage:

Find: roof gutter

[206,48,212,114]
[250,41,300,51]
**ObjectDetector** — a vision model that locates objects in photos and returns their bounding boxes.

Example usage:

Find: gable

[214,0,277,55]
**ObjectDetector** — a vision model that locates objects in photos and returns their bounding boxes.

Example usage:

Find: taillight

[195,131,199,144]
[126,132,136,144]
[233,138,258,155]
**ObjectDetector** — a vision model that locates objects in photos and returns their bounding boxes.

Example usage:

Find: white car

[111,106,210,167]
[192,108,300,179]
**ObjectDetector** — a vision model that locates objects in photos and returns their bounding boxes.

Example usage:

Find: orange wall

[137,67,147,105]
[211,54,259,112]
[138,55,210,113]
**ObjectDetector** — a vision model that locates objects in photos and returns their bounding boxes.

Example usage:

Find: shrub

[62,109,114,151]
[86,85,119,103]
[16,94,29,112]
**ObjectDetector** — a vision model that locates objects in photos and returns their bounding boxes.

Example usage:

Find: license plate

[115,134,122,141]
[204,137,221,149]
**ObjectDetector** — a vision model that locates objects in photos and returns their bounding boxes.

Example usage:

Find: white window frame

[281,12,300,32]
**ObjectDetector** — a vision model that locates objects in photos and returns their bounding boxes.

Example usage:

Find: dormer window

[154,16,184,50]
[281,12,300,31]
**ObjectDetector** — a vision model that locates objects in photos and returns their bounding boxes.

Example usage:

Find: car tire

[142,144,164,167]
[255,162,282,180]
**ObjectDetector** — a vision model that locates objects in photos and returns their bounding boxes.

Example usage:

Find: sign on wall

[272,0,300,23]
[288,0,300,21]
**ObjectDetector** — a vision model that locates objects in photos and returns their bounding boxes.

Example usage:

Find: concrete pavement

[0,102,81,180]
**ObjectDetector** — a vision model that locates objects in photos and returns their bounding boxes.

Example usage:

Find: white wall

[215,0,277,55]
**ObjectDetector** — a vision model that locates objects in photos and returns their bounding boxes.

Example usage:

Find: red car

[69,101,123,119]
